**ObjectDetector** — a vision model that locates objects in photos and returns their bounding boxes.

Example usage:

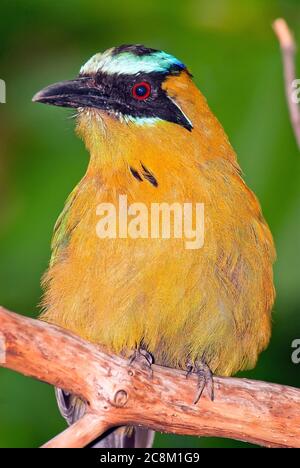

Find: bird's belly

[41,228,272,376]
[41,170,275,376]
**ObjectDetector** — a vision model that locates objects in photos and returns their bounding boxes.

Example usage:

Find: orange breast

[40,75,275,376]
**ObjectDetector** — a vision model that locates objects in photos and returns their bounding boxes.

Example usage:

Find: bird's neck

[75,93,238,189]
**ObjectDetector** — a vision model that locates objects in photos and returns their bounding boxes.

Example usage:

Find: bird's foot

[186,359,214,404]
[129,347,154,378]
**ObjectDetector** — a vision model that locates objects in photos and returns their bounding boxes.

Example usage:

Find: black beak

[32,77,107,109]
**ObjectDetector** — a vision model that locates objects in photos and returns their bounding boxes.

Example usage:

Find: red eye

[132,82,151,100]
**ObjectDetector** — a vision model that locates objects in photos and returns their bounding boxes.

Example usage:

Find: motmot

[33,45,276,447]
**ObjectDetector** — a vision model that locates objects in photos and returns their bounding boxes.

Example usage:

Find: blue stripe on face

[121,115,162,126]
[80,49,186,76]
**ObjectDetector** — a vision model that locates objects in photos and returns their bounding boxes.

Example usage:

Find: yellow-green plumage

[40,65,275,377]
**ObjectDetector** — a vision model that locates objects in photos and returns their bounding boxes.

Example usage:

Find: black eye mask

[85,70,193,131]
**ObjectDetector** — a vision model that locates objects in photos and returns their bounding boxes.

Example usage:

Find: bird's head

[33,45,232,171]
[33,45,195,132]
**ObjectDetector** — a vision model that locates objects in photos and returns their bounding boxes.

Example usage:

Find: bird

[33,44,276,448]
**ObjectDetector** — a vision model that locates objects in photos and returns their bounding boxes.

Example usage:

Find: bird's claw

[186,359,214,404]
[129,347,154,378]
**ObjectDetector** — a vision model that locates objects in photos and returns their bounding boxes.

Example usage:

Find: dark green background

[0,0,299,448]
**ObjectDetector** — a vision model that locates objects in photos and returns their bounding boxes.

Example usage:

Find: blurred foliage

[0,0,299,448]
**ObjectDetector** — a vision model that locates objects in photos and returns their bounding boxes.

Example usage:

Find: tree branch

[41,413,110,449]
[0,306,299,448]
[273,18,300,149]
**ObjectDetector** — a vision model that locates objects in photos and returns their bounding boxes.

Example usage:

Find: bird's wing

[50,186,79,266]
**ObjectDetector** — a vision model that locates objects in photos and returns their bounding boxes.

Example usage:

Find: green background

[0,0,299,448]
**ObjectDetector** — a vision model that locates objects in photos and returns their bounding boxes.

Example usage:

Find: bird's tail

[55,388,155,448]
[90,426,155,448]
